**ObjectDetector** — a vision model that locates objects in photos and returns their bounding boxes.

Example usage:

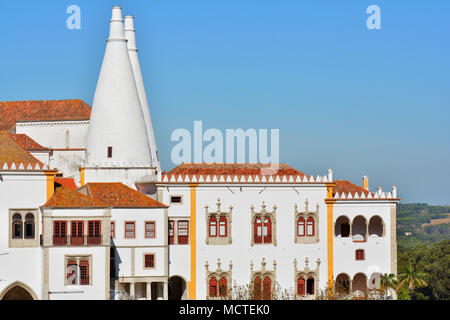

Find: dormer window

[107,146,113,158]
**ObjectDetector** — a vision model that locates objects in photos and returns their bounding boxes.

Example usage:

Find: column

[146,282,152,300]
[130,282,135,299]
[163,281,168,300]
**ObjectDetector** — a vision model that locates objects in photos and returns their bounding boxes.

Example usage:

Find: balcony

[52,235,103,246]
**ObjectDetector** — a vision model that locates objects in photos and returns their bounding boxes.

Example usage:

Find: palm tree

[398,262,428,300]
[380,273,396,299]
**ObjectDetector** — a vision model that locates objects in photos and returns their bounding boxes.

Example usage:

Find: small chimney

[392,185,397,198]
[362,175,369,191]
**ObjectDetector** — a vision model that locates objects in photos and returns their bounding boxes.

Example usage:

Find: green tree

[398,262,428,300]
[380,273,397,298]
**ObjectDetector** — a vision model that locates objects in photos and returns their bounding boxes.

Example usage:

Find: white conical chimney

[124,15,161,171]
[86,7,152,167]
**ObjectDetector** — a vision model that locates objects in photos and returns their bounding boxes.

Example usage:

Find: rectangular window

[144,254,155,268]
[125,222,135,239]
[170,196,182,204]
[107,146,113,158]
[66,258,90,286]
[53,221,67,245]
[177,220,189,244]
[71,221,84,246]
[356,249,365,260]
[87,221,101,245]
[169,220,174,244]
[145,222,156,239]
[111,221,115,239]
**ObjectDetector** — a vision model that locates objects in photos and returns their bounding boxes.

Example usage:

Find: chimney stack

[85,6,152,168]
[362,175,369,191]
[124,15,161,172]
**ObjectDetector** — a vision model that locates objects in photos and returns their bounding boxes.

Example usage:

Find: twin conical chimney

[85,6,152,167]
[124,15,161,171]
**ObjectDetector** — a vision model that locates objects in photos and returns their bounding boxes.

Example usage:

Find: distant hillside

[397,203,450,250]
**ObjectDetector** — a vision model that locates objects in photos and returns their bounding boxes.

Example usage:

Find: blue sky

[0,0,449,204]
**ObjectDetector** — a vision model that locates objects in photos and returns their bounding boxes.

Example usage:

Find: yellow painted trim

[46,172,55,201]
[80,168,85,186]
[188,184,198,299]
[325,183,335,298]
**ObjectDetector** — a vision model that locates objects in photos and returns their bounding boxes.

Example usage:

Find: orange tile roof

[164,163,307,178]
[0,99,91,132]
[11,134,49,151]
[42,186,108,208]
[333,180,373,197]
[0,131,45,169]
[80,183,167,208]
[55,178,77,191]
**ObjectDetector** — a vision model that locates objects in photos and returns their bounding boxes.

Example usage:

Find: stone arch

[168,275,187,300]
[0,281,38,300]
[352,216,367,242]
[335,216,350,238]
[368,215,384,237]
[335,273,351,295]
[352,273,368,298]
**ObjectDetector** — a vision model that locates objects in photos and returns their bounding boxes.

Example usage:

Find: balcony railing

[53,235,103,246]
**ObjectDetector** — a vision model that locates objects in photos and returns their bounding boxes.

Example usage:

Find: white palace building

[0,7,398,300]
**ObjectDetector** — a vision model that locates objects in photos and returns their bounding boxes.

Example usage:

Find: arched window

[12,214,22,239]
[306,277,315,295]
[24,214,35,238]
[263,217,272,243]
[297,217,305,237]
[254,218,263,244]
[253,276,262,299]
[306,217,315,236]
[209,277,218,297]
[219,216,227,237]
[219,277,227,297]
[209,216,217,237]
[263,277,272,300]
[297,277,305,296]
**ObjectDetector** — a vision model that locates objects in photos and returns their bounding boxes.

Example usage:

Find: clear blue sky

[0,0,449,204]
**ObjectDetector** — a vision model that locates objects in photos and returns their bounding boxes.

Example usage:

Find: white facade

[110,207,168,300]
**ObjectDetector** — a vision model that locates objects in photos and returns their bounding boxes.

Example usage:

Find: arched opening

[12,214,22,239]
[1,282,36,300]
[219,277,227,297]
[297,217,305,236]
[253,276,262,299]
[306,277,315,295]
[209,277,218,297]
[306,217,315,236]
[368,216,383,237]
[335,216,350,237]
[168,276,187,300]
[352,273,368,299]
[297,276,305,296]
[263,217,272,243]
[218,216,227,237]
[208,216,217,237]
[262,277,272,300]
[335,273,351,295]
[352,216,367,242]
[24,213,35,238]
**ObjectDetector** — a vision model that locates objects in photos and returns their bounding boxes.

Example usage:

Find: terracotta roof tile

[42,186,108,208]
[0,99,91,132]
[164,163,307,178]
[333,180,373,197]
[0,131,45,169]
[55,178,77,191]
[11,134,49,151]
[80,183,167,208]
